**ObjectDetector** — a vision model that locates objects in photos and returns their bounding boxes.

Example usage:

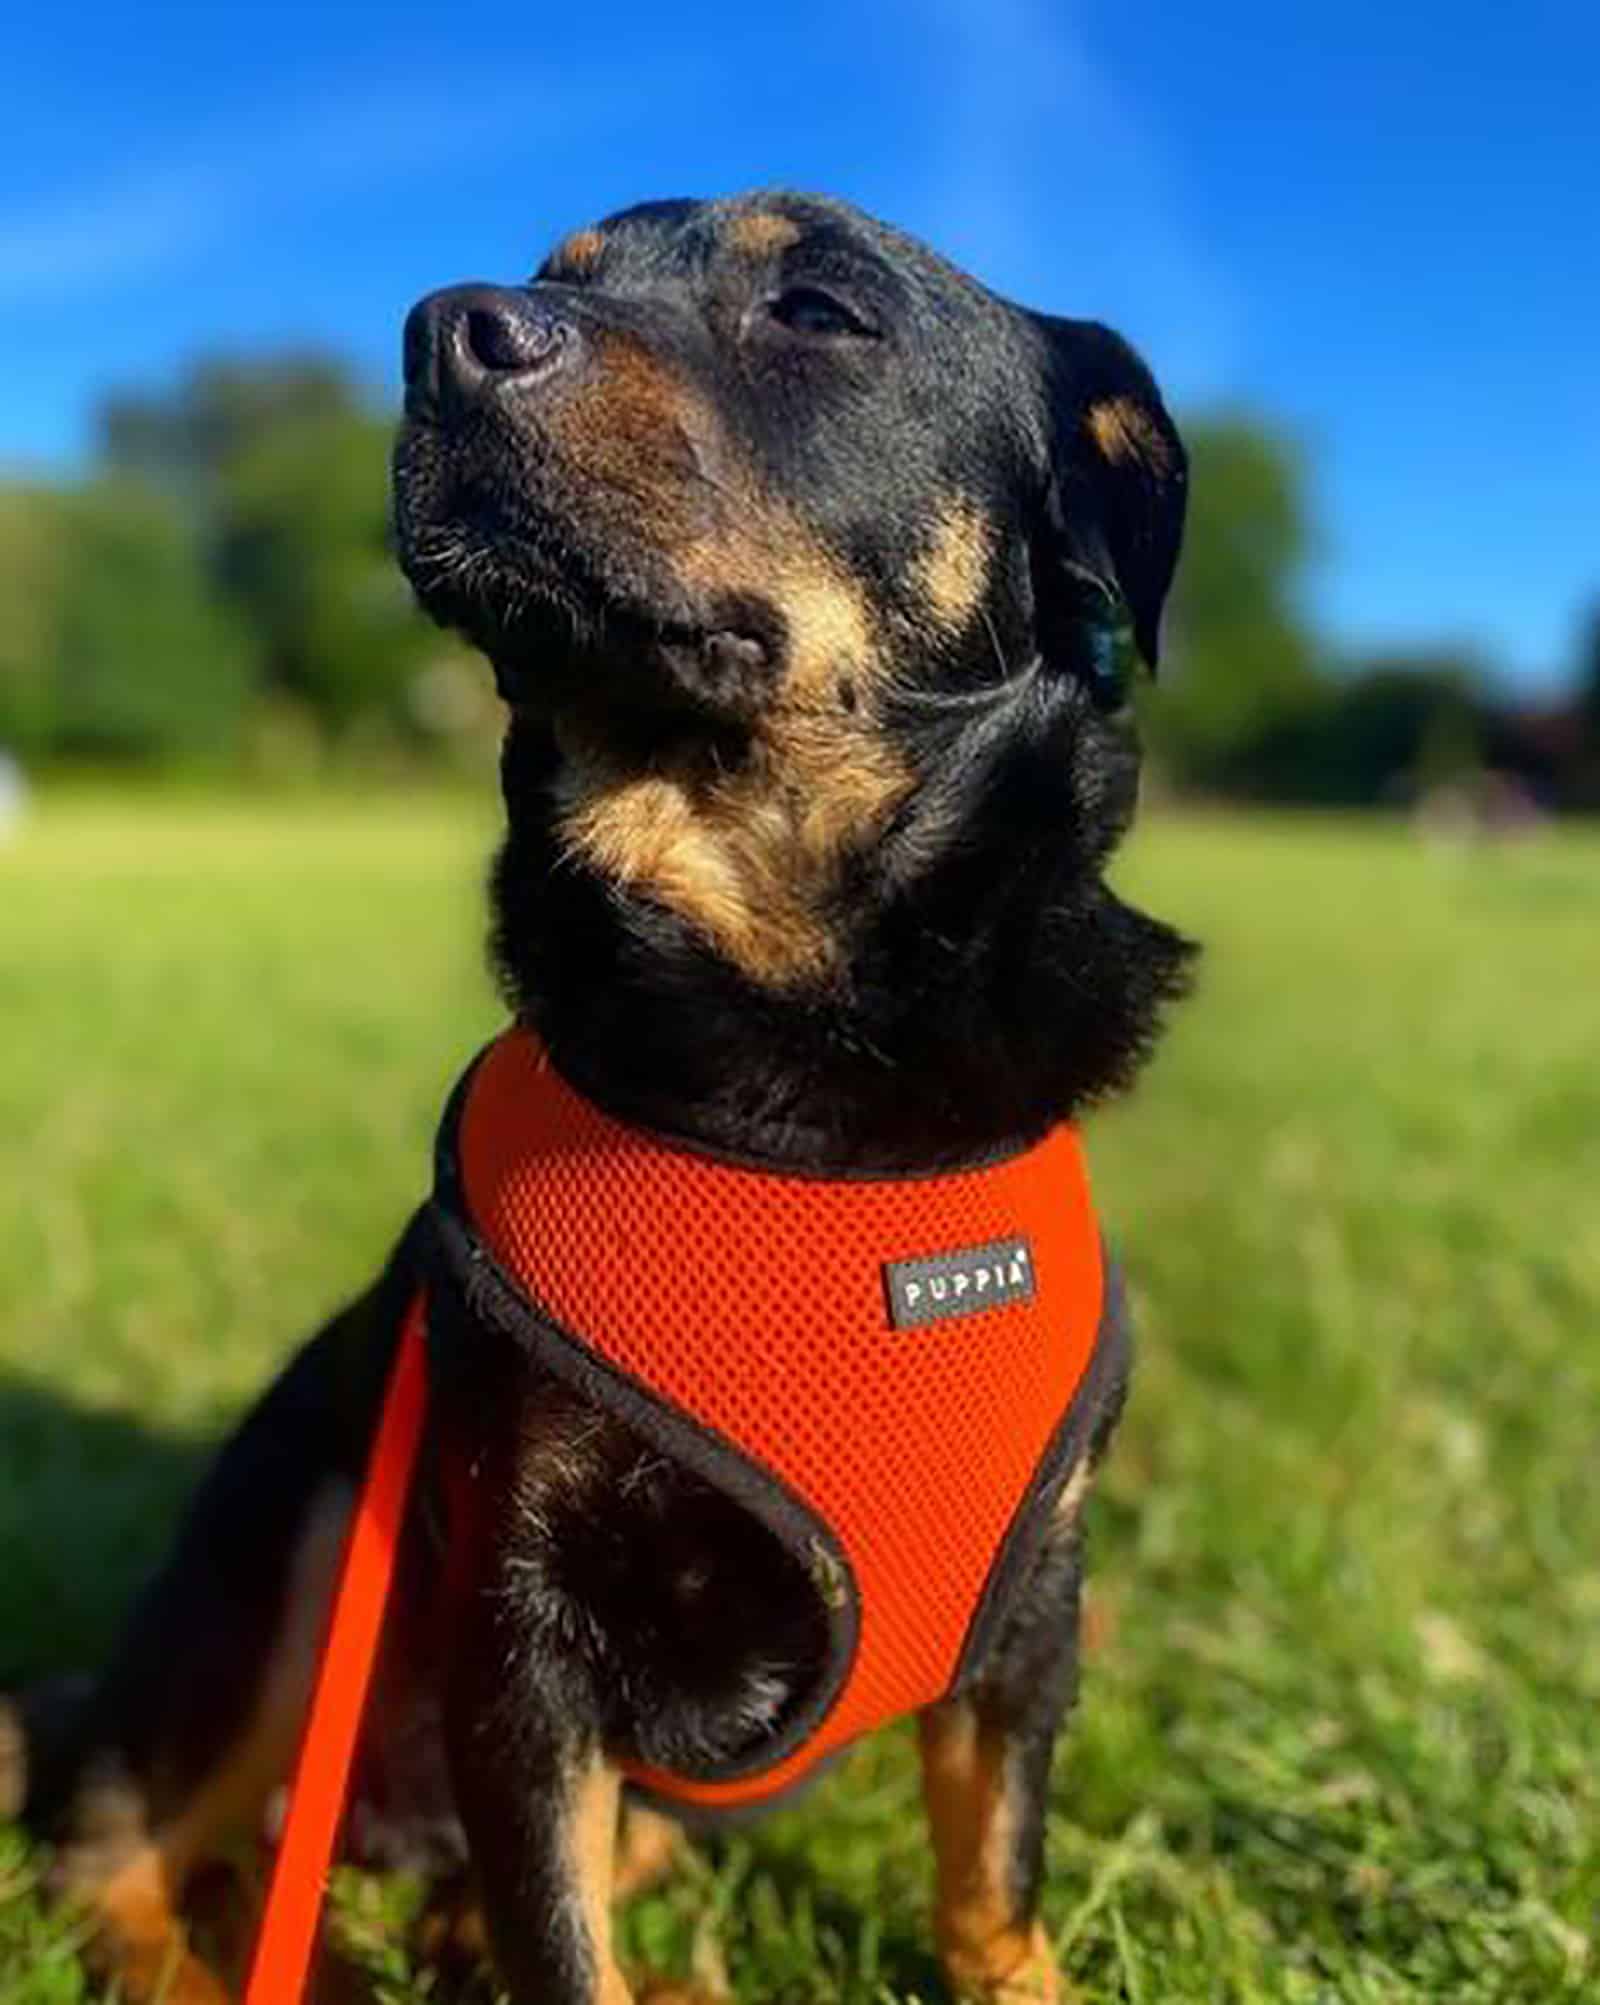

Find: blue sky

[3,0,1595,688]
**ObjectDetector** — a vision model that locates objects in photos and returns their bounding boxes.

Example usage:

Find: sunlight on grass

[2,796,1597,2001]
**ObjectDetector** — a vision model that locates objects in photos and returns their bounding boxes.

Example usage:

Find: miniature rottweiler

[2,191,1194,2003]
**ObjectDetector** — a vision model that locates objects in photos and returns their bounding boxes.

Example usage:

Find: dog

[2,190,1194,2003]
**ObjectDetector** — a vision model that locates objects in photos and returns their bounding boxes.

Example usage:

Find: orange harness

[249,1027,1123,1997]
[427,1028,1122,1810]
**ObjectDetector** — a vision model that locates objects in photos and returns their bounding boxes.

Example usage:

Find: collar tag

[883,1237,1035,1330]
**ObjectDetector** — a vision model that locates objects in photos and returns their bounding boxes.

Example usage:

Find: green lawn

[2,793,1597,2003]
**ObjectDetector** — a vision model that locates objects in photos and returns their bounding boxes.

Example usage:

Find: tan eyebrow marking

[727,211,802,256]
[552,227,606,274]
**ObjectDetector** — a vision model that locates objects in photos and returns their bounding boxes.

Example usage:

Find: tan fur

[1086,395,1171,474]
[746,555,877,701]
[919,1701,1066,2002]
[91,1847,231,2005]
[559,493,911,986]
[412,1781,696,1998]
[559,688,909,987]
[913,500,993,634]
[1052,1456,1093,1528]
[555,334,723,545]
[544,324,882,691]
[552,227,606,275]
[414,1876,491,1968]
[614,1803,685,1902]
[568,1756,633,2005]
[726,210,800,256]
[57,1484,353,2003]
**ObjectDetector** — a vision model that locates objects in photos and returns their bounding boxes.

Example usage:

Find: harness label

[883,1237,1035,1329]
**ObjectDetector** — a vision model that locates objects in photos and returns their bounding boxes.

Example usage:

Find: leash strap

[244,1293,429,2004]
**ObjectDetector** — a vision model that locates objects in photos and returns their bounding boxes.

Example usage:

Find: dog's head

[394,191,1186,988]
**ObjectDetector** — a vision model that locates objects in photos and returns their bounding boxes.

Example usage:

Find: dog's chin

[401,523,783,740]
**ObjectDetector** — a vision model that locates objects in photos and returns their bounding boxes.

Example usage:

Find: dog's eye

[766,286,877,339]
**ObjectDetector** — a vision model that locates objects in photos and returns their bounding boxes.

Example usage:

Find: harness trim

[952,1257,1129,1690]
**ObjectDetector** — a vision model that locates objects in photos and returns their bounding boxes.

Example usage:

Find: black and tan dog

[3,192,1194,2003]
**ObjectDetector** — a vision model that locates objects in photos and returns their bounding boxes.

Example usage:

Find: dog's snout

[403,284,575,416]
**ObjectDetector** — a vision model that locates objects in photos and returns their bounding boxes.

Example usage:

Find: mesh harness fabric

[421,1027,1126,1815]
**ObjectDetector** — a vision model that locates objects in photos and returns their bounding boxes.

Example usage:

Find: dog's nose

[403,284,575,416]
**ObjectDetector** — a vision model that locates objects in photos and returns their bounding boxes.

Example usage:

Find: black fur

[489,672,1192,1170]
[13,191,1195,2005]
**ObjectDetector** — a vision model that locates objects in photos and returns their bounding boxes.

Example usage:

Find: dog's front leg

[445,1695,626,2004]
[919,1695,1065,2002]
[442,1543,712,2005]
[918,1497,1088,2003]
[445,1683,720,2004]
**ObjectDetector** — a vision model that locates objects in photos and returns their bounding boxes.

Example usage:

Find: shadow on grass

[0,1369,216,1685]
[1,1375,955,2000]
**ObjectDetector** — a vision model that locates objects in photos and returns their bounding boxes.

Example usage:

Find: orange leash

[244,1295,428,2005]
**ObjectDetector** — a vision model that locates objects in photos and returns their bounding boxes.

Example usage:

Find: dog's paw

[101,1939,233,2005]
[942,1919,1067,2002]
[614,1804,686,1903]
[412,1875,490,1973]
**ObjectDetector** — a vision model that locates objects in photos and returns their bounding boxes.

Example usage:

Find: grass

[2,790,1598,2002]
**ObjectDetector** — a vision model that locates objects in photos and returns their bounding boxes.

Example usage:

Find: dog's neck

[489,693,1193,1173]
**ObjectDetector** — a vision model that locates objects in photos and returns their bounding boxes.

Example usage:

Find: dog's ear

[1028,314,1187,696]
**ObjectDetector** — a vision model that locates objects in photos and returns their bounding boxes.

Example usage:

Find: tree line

[1,352,1595,809]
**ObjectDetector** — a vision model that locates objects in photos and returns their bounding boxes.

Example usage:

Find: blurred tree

[99,354,359,516]
[1143,415,1321,789]
[97,354,454,745]
[1577,600,1600,728]
[1572,603,1600,808]
[47,482,251,763]
[216,408,435,735]
[0,487,68,757]
[1477,604,1600,812]
[12,353,1561,796]
[1232,655,1490,806]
